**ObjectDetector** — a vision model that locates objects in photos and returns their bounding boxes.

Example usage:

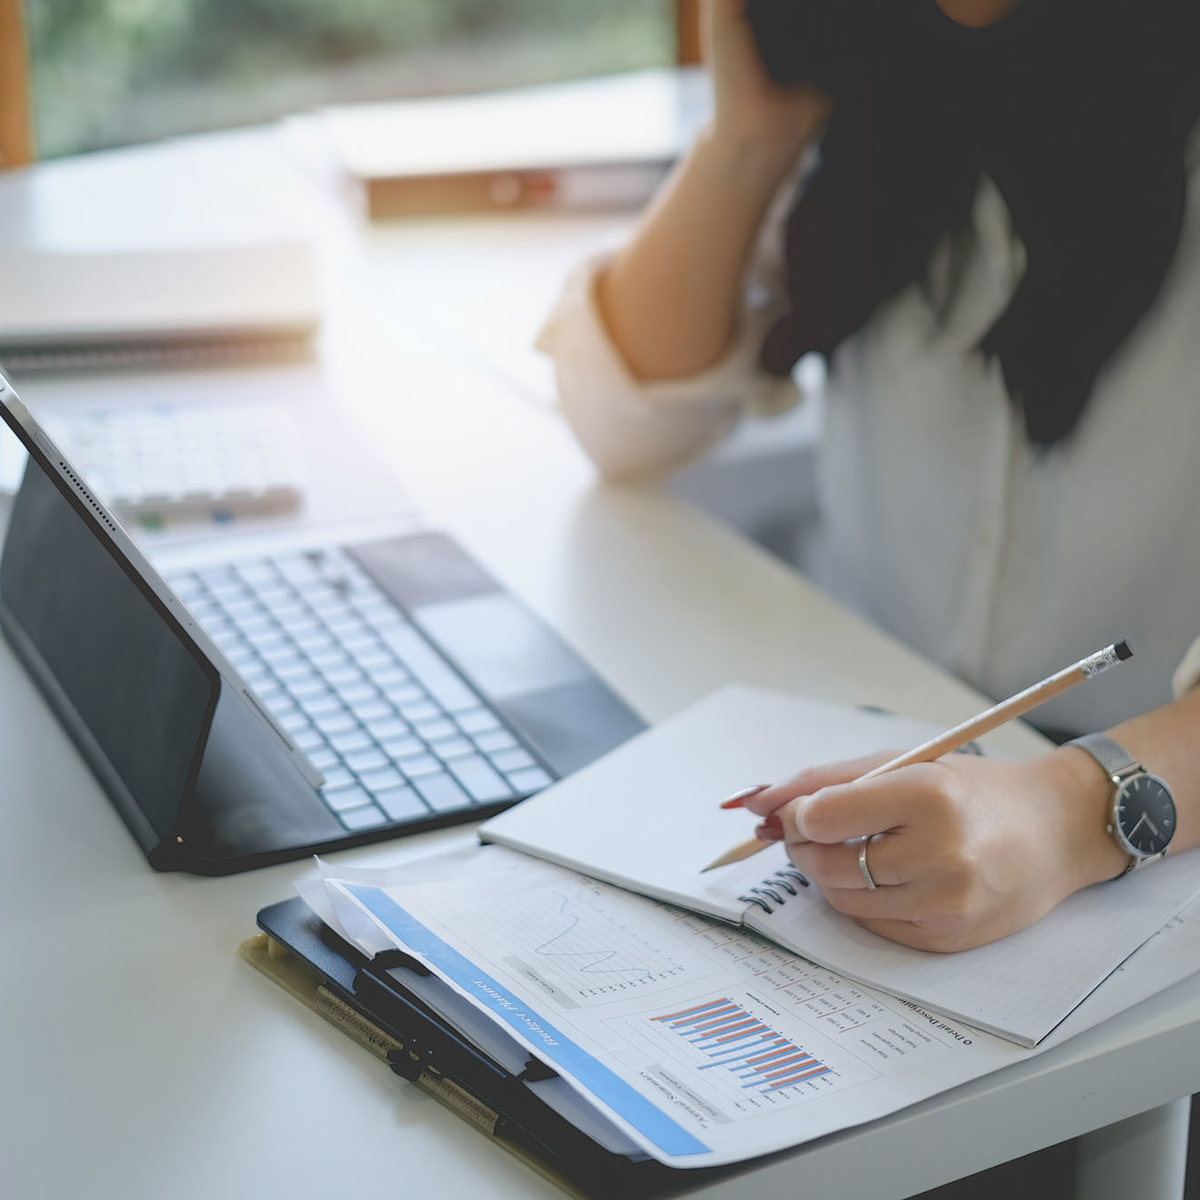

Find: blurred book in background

[0,138,320,373]
[317,67,709,219]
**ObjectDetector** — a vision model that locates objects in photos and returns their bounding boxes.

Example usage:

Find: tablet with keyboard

[0,369,643,873]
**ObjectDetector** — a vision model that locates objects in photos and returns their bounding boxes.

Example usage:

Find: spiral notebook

[480,686,1200,1045]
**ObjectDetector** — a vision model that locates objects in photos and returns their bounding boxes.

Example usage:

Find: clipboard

[242,898,738,1199]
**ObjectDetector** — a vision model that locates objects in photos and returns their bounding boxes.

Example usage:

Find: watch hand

[1127,812,1150,838]
[1144,815,1162,838]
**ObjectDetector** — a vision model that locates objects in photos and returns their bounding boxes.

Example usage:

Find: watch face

[1115,773,1176,857]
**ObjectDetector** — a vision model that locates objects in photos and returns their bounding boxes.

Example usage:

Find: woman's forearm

[596,126,805,382]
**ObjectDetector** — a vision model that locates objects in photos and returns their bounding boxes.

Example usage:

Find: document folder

[244,898,743,1199]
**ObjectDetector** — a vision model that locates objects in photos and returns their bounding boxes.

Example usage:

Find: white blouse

[537,145,1200,737]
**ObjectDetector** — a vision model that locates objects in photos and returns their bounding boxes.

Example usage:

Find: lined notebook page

[752,852,1200,1045]
[480,686,945,923]
[482,684,1200,1045]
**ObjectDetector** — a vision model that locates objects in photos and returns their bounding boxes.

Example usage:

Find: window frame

[0,0,700,167]
[0,0,32,166]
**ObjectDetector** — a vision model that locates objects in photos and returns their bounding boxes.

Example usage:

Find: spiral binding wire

[739,866,810,914]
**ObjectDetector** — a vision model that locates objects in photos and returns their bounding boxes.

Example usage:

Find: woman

[539,0,1200,953]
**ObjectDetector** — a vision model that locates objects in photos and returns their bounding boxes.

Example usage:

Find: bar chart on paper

[612,987,882,1119]
[653,998,832,1093]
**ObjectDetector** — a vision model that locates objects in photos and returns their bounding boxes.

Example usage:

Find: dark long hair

[747,0,1200,444]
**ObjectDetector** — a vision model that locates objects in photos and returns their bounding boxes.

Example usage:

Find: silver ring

[858,837,878,890]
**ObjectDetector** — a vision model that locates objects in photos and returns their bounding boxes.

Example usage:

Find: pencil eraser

[1115,640,1132,661]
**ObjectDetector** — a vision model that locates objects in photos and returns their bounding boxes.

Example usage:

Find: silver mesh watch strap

[1067,732,1155,876]
[1068,732,1138,780]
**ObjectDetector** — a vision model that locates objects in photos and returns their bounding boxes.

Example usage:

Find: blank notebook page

[480,686,945,921]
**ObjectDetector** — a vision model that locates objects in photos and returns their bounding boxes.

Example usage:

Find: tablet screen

[0,386,217,841]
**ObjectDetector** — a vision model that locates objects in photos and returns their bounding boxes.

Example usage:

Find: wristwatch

[1067,733,1176,876]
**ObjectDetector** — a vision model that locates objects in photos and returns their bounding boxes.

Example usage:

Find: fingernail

[720,783,770,810]
[755,818,783,842]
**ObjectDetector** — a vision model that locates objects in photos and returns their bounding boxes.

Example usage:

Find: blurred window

[27,1,677,159]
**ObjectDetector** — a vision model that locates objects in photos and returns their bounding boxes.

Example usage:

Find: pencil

[700,640,1133,872]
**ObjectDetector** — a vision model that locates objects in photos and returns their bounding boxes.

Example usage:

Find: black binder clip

[386,1035,437,1083]
[366,948,432,977]
[517,1057,558,1083]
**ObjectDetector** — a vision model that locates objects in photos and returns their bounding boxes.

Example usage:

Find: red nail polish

[720,783,770,810]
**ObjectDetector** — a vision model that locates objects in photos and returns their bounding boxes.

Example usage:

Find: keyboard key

[448,755,513,803]
[241,664,274,691]
[329,728,373,755]
[353,648,395,672]
[280,670,321,696]
[507,767,553,794]
[207,580,248,605]
[326,666,367,690]
[326,614,368,639]
[322,783,372,812]
[381,734,424,761]
[473,729,518,754]
[489,748,536,773]
[280,711,312,735]
[288,675,331,702]
[311,708,359,737]
[380,625,479,712]
[340,630,381,654]
[254,633,294,660]
[339,682,378,706]
[283,617,324,641]
[254,679,287,706]
[297,690,341,718]
[231,614,275,641]
[339,805,388,831]
[380,680,425,707]
[413,771,474,813]
[369,716,410,740]
[376,786,429,821]
[455,707,502,735]
[414,717,457,741]
[308,746,340,771]
[369,665,411,690]
[294,728,326,753]
[294,632,338,657]
[399,700,441,723]
[320,766,356,791]
[397,753,442,779]
[427,735,473,760]
[308,649,352,672]
[350,699,394,724]
[344,747,389,774]
[357,765,405,793]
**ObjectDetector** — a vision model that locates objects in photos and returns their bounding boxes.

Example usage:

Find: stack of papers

[286,686,1200,1170]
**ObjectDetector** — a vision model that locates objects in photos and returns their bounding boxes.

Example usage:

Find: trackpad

[412,594,590,700]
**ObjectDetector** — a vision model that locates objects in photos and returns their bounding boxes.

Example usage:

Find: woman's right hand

[706,0,832,159]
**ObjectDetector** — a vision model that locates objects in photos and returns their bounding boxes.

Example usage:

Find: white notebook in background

[481,685,1200,1045]
[0,241,319,369]
[0,137,320,370]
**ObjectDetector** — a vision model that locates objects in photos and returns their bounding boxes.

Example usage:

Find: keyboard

[164,547,554,832]
[44,402,305,521]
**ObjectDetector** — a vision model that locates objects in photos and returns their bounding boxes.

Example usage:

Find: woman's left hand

[737,748,1127,952]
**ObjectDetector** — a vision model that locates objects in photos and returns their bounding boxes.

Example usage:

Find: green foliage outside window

[28,0,674,157]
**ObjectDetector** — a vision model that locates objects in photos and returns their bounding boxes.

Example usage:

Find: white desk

[1,128,1196,1200]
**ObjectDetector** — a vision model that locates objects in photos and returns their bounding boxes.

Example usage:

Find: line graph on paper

[448,880,721,1006]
